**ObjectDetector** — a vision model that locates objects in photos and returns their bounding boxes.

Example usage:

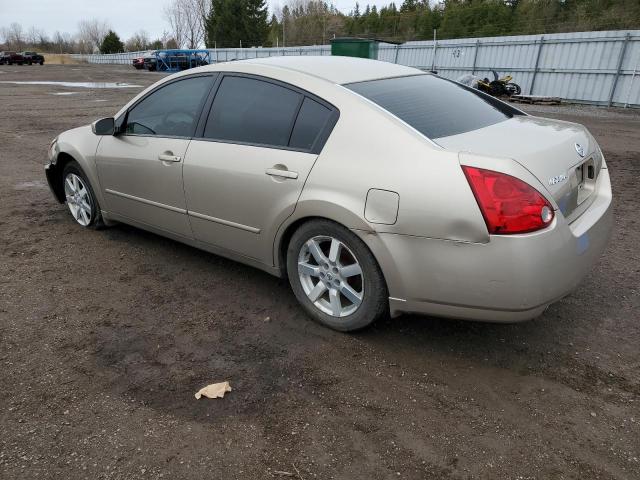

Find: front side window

[346,74,518,139]
[125,76,212,137]
[204,76,302,147]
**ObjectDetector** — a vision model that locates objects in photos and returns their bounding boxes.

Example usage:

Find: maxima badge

[549,173,568,186]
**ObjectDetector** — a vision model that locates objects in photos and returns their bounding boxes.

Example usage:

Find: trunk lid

[436,115,603,221]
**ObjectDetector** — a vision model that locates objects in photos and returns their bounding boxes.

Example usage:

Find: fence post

[431,42,437,72]
[608,33,631,107]
[394,44,400,64]
[624,54,639,108]
[471,39,480,74]
[529,36,545,95]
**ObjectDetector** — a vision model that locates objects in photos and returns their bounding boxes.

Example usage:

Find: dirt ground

[0,64,638,480]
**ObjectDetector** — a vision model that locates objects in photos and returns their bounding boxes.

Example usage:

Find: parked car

[0,51,25,65]
[142,54,159,71]
[21,51,44,65]
[44,57,612,332]
[132,56,145,69]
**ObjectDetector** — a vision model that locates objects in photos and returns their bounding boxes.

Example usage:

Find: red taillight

[462,166,554,234]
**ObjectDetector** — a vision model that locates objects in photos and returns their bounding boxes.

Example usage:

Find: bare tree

[182,0,206,48]
[52,31,74,54]
[194,0,211,46]
[2,22,25,50]
[125,30,150,52]
[164,0,208,49]
[164,0,187,48]
[77,19,110,53]
[25,27,49,48]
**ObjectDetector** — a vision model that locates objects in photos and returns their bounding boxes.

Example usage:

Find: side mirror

[91,117,115,136]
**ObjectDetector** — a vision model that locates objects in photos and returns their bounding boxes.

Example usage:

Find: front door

[96,135,192,236]
[95,74,215,238]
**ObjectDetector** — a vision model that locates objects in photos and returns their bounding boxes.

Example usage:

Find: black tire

[28,61,32,65]
[39,61,44,65]
[489,80,505,97]
[287,219,388,332]
[61,161,105,229]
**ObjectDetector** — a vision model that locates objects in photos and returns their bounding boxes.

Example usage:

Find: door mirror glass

[92,117,115,136]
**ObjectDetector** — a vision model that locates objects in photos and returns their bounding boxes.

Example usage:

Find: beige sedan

[45,56,612,331]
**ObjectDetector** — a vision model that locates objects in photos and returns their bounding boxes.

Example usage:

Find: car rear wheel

[287,220,388,332]
[62,162,103,228]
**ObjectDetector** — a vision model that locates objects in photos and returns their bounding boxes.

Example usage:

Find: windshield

[345,74,522,139]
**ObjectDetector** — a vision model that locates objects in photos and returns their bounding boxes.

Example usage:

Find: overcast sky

[0,0,393,41]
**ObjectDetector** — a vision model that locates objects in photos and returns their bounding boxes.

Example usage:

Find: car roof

[214,56,422,85]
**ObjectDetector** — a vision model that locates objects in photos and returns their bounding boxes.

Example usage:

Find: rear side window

[346,74,516,139]
[204,76,302,147]
[289,98,333,150]
[126,76,212,137]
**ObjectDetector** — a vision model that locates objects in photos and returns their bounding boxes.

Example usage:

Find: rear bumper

[360,168,613,322]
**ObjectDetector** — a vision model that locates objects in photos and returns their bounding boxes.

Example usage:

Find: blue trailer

[146,49,212,72]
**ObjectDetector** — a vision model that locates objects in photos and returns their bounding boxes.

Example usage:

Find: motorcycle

[477,71,521,97]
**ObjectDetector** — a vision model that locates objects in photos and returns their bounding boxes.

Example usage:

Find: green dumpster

[330,38,379,60]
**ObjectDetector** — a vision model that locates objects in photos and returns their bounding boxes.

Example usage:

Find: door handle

[158,153,181,162]
[265,168,298,179]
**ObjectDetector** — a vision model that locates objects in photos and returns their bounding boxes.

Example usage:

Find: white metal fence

[71,30,640,107]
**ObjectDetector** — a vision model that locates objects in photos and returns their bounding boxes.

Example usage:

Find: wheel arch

[273,201,384,282]
[46,151,77,203]
[48,131,108,215]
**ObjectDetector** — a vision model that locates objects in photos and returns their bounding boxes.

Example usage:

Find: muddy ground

[0,64,638,480]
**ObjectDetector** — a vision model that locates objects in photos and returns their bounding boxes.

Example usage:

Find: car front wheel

[62,162,103,228]
[287,220,388,332]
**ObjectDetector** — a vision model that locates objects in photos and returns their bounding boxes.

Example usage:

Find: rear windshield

[345,74,519,139]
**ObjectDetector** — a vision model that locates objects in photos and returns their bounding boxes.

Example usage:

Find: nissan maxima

[45,56,612,331]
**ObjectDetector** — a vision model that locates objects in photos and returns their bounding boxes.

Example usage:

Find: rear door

[96,74,215,237]
[183,74,338,263]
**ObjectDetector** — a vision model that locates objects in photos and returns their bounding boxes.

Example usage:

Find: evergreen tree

[246,0,269,46]
[205,0,269,48]
[209,0,640,46]
[100,30,124,54]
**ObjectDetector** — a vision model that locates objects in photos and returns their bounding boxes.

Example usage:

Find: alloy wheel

[64,173,92,226]
[298,235,364,317]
